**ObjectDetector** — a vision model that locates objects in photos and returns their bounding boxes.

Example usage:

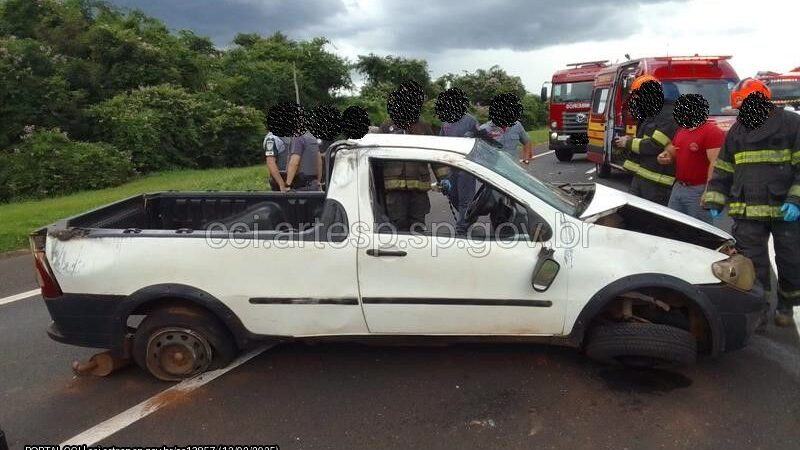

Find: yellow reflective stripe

[714,159,735,173]
[434,167,449,178]
[778,287,800,299]
[734,149,792,165]
[623,160,641,173]
[789,185,800,198]
[793,150,800,166]
[728,203,784,218]
[384,179,430,191]
[634,165,676,187]
[703,191,727,205]
[651,129,671,147]
[630,138,642,153]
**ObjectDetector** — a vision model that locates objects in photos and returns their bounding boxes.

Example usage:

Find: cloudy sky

[110,0,798,91]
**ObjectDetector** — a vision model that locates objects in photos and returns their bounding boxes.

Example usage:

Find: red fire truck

[757,68,800,109]
[586,56,739,178]
[541,61,609,162]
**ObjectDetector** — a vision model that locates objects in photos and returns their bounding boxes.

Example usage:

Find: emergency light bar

[566,60,609,67]
[654,55,732,62]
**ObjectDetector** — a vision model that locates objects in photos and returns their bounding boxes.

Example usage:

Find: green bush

[199,97,265,168]
[0,129,133,201]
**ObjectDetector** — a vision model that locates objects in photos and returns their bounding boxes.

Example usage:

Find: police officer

[615,76,679,206]
[264,131,291,191]
[704,78,800,327]
[285,131,323,191]
[437,87,479,234]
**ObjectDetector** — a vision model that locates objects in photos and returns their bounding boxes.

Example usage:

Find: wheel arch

[566,274,725,355]
[110,284,260,357]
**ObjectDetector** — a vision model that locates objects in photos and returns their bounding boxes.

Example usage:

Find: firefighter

[703,78,800,327]
[614,75,679,206]
[378,81,448,232]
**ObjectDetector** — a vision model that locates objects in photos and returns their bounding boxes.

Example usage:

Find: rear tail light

[30,232,63,298]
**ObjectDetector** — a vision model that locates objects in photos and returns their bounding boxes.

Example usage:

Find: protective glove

[782,203,800,222]
[440,178,452,196]
[710,209,722,220]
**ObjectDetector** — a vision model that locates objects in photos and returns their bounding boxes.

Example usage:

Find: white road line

[585,167,597,174]
[60,345,272,446]
[533,150,554,159]
[0,289,40,306]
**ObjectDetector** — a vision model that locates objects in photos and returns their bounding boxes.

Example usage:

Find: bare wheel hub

[146,327,213,380]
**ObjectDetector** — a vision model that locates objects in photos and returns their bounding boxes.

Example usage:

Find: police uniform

[704,107,800,312]
[378,119,447,231]
[623,101,679,205]
[287,132,322,191]
[264,132,289,191]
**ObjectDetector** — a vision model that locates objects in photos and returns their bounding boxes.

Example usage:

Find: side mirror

[532,247,560,292]
[540,86,548,103]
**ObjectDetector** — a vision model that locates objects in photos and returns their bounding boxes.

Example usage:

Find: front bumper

[549,133,589,153]
[698,283,766,352]
[44,293,122,350]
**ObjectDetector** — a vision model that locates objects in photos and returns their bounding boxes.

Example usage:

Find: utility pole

[293,62,300,105]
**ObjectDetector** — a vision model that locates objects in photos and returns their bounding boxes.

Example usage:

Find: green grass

[0,165,266,253]
[528,127,549,146]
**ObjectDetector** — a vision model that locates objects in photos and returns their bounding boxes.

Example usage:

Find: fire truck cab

[586,56,739,178]
[757,68,800,111]
[542,61,608,162]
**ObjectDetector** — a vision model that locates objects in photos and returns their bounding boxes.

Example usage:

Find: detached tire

[585,323,697,368]
[555,148,574,162]
[133,306,237,381]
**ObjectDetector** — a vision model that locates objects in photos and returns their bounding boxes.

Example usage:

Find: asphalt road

[1,145,798,449]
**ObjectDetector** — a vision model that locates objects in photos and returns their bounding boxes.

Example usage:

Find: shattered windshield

[467,139,578,215]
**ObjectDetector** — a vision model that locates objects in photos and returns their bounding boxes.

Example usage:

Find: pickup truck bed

[60,191,327,232]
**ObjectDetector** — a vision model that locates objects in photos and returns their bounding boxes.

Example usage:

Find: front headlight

[551,121,558,129]
[550,132,558,140]
[711,254,755,291]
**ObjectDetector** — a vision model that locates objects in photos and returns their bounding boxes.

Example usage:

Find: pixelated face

[307,105,342,141]
[738,92,772,130]
[341,105,370,139]
[673,94,709,129]
[629,80,664,121]
[488,93,522,128]
[267,101,306,137]
[387,80,425,130]
[435,87,469,124]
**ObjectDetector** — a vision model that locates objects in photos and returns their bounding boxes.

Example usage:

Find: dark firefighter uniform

[623,102,679,205]
[379,119,449,231]
[704,107,800,312]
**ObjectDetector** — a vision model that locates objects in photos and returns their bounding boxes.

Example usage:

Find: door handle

[366,248,407,257]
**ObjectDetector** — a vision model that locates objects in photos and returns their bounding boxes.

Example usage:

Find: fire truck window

[591,88,609,114]
[552,81,594,103]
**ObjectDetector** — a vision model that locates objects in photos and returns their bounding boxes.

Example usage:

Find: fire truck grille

[561,112,589,133]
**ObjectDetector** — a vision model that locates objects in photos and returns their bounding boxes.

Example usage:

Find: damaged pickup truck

[31,134,765,380]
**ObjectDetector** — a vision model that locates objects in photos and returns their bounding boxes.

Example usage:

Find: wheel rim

[146,327,213,380]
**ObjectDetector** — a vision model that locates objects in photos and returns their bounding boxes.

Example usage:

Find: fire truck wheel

[555,148,574,162]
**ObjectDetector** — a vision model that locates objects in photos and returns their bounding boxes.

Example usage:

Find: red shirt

[673,121,725,185]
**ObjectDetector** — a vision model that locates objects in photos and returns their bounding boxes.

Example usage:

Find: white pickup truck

[32,134,765,380]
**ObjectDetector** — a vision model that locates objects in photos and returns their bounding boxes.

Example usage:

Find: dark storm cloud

[108,0,346,46]
[109,0,682,51]
[347,0,682,52]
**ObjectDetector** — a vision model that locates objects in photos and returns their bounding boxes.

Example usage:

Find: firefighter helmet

[730,78,771,109]
[631,74,660,91]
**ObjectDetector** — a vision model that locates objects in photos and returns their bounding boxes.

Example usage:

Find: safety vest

[623,103,679,187]
[704,108,800,220]
[378,119,449,191]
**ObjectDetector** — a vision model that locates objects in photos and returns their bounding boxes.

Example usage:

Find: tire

[133,306,237,381]
[596,163,611,178]
[585,322,697,368]
[555,148,573,162]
